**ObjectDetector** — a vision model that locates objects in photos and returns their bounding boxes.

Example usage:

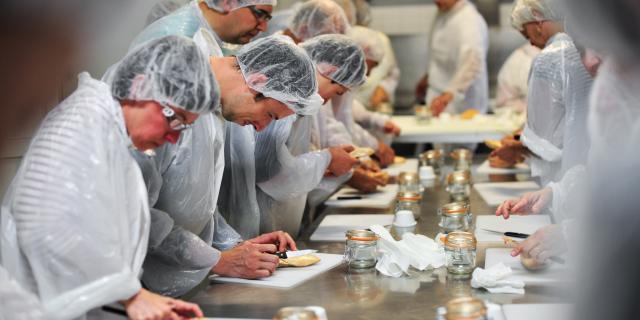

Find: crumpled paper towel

[471,262,525,294]
[370,224,446,277]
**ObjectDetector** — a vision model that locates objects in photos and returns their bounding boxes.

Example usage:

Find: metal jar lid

[398,172,420,183]
[397,192,421,202]
[421,149,443,160]
[440,202,470,216]
[450,148,473,161]
[447,170,472,184]
[445,231,477,250]
[346,229,378,242]
[445,297,487,320]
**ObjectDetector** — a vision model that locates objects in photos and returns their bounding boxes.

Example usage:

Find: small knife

[480,228,530,239]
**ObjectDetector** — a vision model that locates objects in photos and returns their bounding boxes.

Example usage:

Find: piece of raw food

[350,147,375,159]
[278,254,321,268]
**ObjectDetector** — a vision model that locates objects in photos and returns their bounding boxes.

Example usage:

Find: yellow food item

[520,252,550,271]
[350,147,375,159]
[278,254,321,268]
[460,109,479,120]
[394,156,406,164]
[373,171,390,185]
[484,140,503,150]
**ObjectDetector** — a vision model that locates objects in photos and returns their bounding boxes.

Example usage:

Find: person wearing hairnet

[1,35,212,320]
[124,33,321,296]
[280,0,351,43]
[414,0,489,118]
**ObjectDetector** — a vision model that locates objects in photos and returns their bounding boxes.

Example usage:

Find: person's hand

[383,120,401,136]
[348,167,387,193]
[360,159,381,172]
[122,289,203,320]
[510,225,567,263]
[327,145,358,176]
[212,242,279,279]
[247,231,297,252]
[371,86,390,107]
[429,92,454,117]
[415,75,428,103]
[375,141,395,167]
[496,187,552,219]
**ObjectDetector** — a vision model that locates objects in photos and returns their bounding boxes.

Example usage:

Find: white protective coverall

[425,0,489,115]
[495,43,540,116]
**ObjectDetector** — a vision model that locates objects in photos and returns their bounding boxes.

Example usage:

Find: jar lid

[450,148,473,160]
[445,231,477,250]
[421,149,443,160]
[447,170,471,184]
[346,229,378,241]
[398,172,419,183]
[397,192,421,202]
[441,202,470,216]
[445,297,487,320]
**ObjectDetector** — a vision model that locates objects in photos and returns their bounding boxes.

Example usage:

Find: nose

[257,20,268,32]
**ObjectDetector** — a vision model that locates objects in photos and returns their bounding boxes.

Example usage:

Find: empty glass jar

[420,149,444,176]
[446,170,472,201]
[396,192,422,219]
[398,172,421,193]
[445,231,477,275]
[450,149,474,171]
[345,230,378,269]
[444,297,487,320]
[438,202,472,233]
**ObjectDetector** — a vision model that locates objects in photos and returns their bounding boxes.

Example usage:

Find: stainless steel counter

[187,166,570,319]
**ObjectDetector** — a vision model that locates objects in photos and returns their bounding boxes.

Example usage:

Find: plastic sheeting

[510,0,562,32]
[203,0,276,13]
[0,73,149,319]
[301,34,367,89]
[288,0,350,42]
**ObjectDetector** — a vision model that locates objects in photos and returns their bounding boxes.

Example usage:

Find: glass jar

[420,149,444,177]
[345,230,378,269]
[450,148,474,171]
[438,202,472,233]
[445,232,477,275]
[273,307,327,320]
[396,192,422,220]
[414,104,432,123]
[446,170,472,201]
[444,297,488,320]
[398,172,421,193]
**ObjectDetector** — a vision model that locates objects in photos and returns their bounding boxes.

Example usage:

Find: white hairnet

[562,0,640,61]
[203,0,276,13]
[301,34,367,89]
[332,0,357,25]
[111,35,219,114]
[288,0,351,41]
[146,0,188,25]
[348,25,385,62]
[353,0,372,26]
[510,0,562,32]
[236,35,323,115]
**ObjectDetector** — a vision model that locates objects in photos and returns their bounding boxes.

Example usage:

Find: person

[415,0,489,117]
[1,35,213,320]
[494,43,540,125]
[127,34,321,297]
[254,34,369,236]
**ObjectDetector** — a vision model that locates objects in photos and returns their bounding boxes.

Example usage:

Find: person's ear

[316,62,339,78]
[129,74,147,99]
[245,73,269,88]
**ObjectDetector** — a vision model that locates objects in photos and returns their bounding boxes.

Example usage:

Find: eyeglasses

[248,6,272,22]
[161,106,191,131]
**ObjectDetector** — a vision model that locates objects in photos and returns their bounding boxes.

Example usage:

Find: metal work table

[187,166,570,319]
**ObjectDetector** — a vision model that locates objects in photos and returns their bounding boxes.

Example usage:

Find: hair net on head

[146,0,188,25]
[348,25,384,62]
[236,35,323,116]
[332,0,357,25]
[510,0,562,32]
[301,34,367,89]
[289,0,350,41]
[111,35,219,114]
[353,0,372,26]
[203,0,276,13]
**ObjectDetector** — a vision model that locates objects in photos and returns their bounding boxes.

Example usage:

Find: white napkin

[471,262,525,294]
[370,224,446,278]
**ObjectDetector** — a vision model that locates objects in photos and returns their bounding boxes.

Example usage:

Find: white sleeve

[548,165,587,222]
[351,99,390,131]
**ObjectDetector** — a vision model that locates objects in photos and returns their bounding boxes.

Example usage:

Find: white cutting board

[476,160,530,175]
[502,304,573,320]
[474,181,540,206]
[475,215,551,243]
[310,214,395,242]
[324,184,399,209]
[485,249,569,285]
[210,253,343,289]
[385,158,419,176]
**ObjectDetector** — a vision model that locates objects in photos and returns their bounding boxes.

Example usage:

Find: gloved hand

[348,167,387,193]
[122,288,203,320]
[511,225,567,264]
[383,120,401,136]
[212,242,279,279]
[247,231,297,252]
[429,92,453,117]
[371,86,390,108]
[375,141,395,167]
[327,145,359,176]
[496,187,552,219]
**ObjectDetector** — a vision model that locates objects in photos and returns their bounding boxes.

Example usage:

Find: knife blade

[480,228,530,239]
